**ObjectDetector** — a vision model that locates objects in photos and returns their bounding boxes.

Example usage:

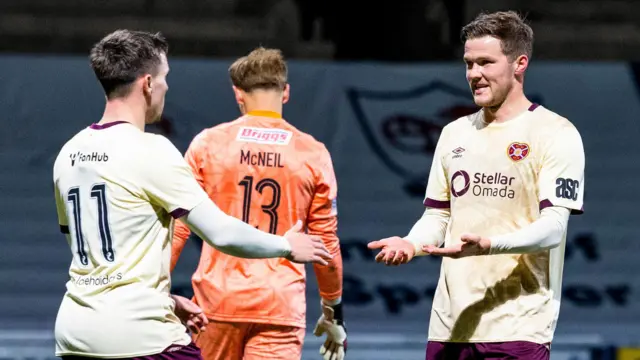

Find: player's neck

[100,98,146,131]
[483,92,532,124]
[242,92,283,118]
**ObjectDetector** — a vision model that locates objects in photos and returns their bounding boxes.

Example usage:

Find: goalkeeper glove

[313,300,347,360]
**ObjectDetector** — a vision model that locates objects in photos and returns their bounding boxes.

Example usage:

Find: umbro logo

[452,147,465,159]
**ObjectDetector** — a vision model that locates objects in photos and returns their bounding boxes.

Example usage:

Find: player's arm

[489,123,584,254]
[308,148,343,304]
[180,201,288,258]
[170,220,190,272]
[53,177,79,253]
[404,207,450,256]
[411,128,453,252]
[489,206,569,254]
[143,136,330,263]
[54,180,69,235]
[368,130,451,264]
[310,147,348,360]
[170,134,206,272]
[397,139,452,256]
[54,176,79,259]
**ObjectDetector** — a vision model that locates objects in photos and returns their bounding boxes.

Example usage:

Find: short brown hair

[228,47,287,92]
[461,11,534,60]
[89,29,168,99]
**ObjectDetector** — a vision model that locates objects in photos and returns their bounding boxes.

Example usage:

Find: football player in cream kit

[52,30,331,360]
[368,11,585,360]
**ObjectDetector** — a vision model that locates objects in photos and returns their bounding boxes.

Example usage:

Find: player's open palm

[367,236,416,266]
[285,220,332,265]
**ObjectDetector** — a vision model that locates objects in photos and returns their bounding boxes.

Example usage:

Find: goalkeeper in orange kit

[171,47,347,360]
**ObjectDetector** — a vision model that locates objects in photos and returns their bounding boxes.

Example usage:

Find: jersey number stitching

[238,176,281,234]
[66,183,115,265]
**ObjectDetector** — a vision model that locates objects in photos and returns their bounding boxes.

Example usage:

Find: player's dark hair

[461,11,534,61]
[228,47,288,92]
[89,30,169,99]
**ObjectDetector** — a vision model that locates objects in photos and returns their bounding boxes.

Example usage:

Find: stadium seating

[0,0,332,58]
[464,0,640,59]
[2,0,640,60]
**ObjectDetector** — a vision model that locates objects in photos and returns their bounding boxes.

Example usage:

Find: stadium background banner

[0,56,638,349]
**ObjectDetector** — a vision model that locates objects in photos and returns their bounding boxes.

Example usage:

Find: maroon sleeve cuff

[539,199,583,215]
[423,198,450,209]
[170,208,190,219]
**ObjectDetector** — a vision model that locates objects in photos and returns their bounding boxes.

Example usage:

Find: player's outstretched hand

[423,233,491,258]
[285,220,332,265]
[367,236,416,266]
[171,294,208,334]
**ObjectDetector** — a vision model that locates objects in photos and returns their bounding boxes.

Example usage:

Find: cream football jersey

[423,104,585,344]
[53,121,208,358]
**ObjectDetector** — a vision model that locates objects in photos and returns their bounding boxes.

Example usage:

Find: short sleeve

[538,124,585,215]
[423,132,450,209]
[54,182,69,233]
[184,131,207,189]
[139,136,208,218]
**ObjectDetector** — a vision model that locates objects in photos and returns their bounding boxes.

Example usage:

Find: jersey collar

[89,121,130,130]
[247,110,282,119]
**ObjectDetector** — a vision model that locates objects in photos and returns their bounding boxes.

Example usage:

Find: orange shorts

[193,320,305,360]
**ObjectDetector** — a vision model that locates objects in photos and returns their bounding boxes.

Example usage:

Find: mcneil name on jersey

[69,151,109,166]
[240,149,284,168]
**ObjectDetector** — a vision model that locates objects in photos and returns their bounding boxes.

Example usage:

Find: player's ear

[142,74,153,96]
[282,84,290,104]
[232,86,244,105]
[513,54,528,76]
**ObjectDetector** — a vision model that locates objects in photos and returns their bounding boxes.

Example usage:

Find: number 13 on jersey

[238,175,282,234]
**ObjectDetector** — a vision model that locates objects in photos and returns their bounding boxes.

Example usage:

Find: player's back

[53,122,190,357]
[188,111,333,327]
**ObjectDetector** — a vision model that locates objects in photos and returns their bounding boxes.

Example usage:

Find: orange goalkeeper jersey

[171,110,343,328]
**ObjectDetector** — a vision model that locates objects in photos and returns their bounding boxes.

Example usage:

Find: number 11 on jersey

[66,183,115,265]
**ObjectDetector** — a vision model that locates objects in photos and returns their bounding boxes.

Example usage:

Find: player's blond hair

[461,11,534,60]
[228,47,288,92]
